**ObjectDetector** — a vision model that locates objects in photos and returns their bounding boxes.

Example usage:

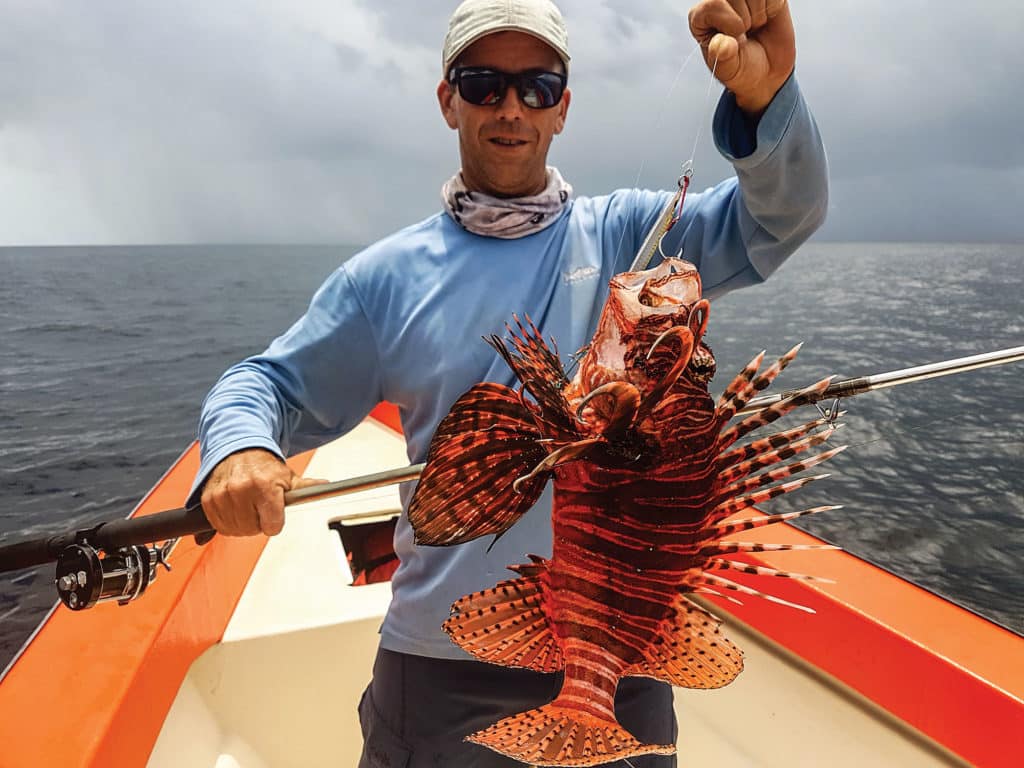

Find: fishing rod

[1,346,1020,610]
[739,344,1024,414]
[0,463,423,610]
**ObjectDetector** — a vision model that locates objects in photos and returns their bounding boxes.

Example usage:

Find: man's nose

[494,83,526,119]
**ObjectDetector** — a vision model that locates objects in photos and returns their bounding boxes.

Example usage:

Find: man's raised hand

[689,0,796,116]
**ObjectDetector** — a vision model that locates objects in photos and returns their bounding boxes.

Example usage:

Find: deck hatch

[329,516,399,586]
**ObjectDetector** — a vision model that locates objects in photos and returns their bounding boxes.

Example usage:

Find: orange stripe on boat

[705,515,1024,766]
[370,401,402,434]
[0,442,314,767]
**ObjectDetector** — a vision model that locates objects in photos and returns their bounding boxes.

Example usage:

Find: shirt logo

[563,265,599,285]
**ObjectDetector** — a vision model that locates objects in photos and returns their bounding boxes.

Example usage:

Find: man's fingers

[743,0,767,28]
[201,449,295,537]
[689,1,746,45]
[228,478,270,536]
[688,0,793,114]
[202,489,262,536]
[257,473,331,535]
[252,475,330,535]
[730,0,788,28]
[256,488,286,537]
[690,0,787,43]
[200,450,335,538]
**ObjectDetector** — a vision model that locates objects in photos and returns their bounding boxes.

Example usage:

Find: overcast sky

[1,0,1021,245]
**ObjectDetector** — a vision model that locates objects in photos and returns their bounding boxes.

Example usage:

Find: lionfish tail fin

[624,597,743,689]
[466,704,674,767]
[443,567,563,673]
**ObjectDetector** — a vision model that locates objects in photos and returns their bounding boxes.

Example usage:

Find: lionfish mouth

[617,259,702,317]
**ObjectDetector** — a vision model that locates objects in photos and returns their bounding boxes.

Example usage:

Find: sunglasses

[448,67,567,110]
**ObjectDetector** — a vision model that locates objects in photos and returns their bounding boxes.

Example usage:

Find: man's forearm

[188,361,293,506]
[719,73,829,281]
[186,264,386,507]
[664,73,827,300]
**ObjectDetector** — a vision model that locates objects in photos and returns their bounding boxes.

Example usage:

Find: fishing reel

[54,540,174,611]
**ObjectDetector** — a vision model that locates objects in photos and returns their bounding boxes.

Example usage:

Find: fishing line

[796,398,1023,453]
[686,51,721,170]
[834,415,1024,453]
[610,42,713,268]
[627,43,703,194]
[651,50,721,265]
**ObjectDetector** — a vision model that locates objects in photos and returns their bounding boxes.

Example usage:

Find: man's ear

[553,87,571,135]
[437,79,458,129]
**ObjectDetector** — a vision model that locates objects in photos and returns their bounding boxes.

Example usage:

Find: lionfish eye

[688,342,716,382]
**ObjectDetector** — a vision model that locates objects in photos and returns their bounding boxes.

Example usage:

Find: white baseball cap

[442,0,571,76]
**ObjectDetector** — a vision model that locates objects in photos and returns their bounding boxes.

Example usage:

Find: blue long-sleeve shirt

[192,74,827,659]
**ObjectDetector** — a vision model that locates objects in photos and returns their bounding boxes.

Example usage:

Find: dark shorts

[357,647,677,768]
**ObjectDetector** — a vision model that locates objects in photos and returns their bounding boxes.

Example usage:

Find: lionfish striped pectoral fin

[715,417,834,475]
[693,572,816,614]
[408,383,549,546]
[717,375,835,451]
[715,343,802,424]
[624,596,743,690]
[713,505,843,536]
[443,558,563,673]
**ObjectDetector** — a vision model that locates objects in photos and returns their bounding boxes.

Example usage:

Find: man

[191,0,827,765]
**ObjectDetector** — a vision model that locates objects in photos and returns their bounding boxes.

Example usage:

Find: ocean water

[0,242,1021,671]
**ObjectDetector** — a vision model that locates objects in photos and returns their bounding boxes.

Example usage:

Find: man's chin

[476,168,547,198]
[485,182,541,198]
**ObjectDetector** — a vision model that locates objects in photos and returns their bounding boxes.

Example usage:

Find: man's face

[437,31,571,198]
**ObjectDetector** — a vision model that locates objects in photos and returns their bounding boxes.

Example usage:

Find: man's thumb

[291,474,329,490]
[708,33,742,84]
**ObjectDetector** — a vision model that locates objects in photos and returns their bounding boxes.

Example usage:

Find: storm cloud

[1,0,1021,245]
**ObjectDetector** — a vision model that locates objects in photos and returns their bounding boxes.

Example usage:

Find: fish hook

[815,397,842,426]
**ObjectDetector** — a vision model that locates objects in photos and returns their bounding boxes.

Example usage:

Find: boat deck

[146,420,974,767]
[1,408,1019,767]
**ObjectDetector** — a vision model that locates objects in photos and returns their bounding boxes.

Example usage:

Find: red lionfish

[408,257,845,766]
